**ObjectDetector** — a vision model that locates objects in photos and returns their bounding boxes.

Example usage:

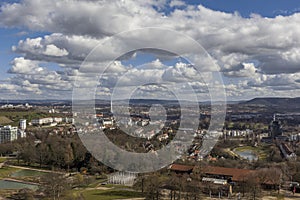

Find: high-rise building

[19,119,27,130]
[0,125,18,143]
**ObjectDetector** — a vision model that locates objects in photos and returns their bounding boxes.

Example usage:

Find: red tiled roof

[169,164,195,172]
[169,164,253,181]
[203,166,253,182]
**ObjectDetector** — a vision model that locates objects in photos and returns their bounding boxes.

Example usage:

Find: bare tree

[40,173,69,200]
[245,172,261,200]
[143,173,162,200]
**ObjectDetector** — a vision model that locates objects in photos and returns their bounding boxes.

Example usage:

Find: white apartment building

[64,117,74,124]
[102,119,114,126]
[0,125,18,143]
[53,117,63,123]
[31,117,74,126]
[31,117,54,125]
[19,119,26,130]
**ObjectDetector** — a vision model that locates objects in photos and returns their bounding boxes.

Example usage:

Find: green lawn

[82,189,144,200]
[0,110,60,126]
[0,158,7,163]
[68,183,144,200]
[0,167,19,178]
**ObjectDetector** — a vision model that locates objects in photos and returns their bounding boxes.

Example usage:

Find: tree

[9,188,35,200]
[70,139,86,171]
[268,145,283,162]
[257,168,281,191]
[245,172,261,200]
[143,174,162,200]
[19,141,36,166]
[64,144,74,172]
[35,142,49,168]
[74,173,84,187]
[40,173,69,200]
[47,137,66,168]
[184,180,201,200]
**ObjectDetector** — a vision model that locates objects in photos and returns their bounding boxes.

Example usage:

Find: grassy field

[82,189,144,200]
[0,167,19,178]
[0,157,7,163]
[0,116,13,125]
[0,109,65,126]
[68,184,144,200]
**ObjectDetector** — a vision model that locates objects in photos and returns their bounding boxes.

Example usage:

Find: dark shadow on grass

[92,190,143,198]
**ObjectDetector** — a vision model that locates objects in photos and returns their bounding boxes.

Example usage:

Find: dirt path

[262,195,300,200]
[7,165,66,175]
[115,199,144,200]
[3,178,40,185]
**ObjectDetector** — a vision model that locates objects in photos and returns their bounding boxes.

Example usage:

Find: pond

[234,149,258,161]
[0,180,38,190]
[11,169,47,178]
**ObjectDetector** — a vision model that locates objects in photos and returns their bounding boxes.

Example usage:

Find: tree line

[0,132,110,174]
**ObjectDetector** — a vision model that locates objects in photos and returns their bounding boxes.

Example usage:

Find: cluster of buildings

[31,117,74,126]
[100,118,114,128]
[223,129,253,138]
[230,113,261,121]
[0,103,32,109]
[290,133,300,141]
[261,115,297,160]
[0,119,27,144]
[279,143,297,160]
[0,115,77,143]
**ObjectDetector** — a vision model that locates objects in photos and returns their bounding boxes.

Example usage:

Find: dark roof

[203,166,253,182]
[169,164,195,172]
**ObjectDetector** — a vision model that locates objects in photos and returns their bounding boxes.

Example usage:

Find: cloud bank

[0,0,299,100]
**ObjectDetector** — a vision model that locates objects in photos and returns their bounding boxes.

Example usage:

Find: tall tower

[110,99,113,114]
[269,114,282,138]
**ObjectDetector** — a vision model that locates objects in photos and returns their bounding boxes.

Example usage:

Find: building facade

[0,125,18,143]
[31,117,54,125]
[19,119,26,130]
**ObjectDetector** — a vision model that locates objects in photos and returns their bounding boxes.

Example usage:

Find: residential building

[64,117,74,124]
[19,119,26,130]
[17,129,26,139]
[53,117,63,123]
[0,125,18,143]
[31,117,54,125]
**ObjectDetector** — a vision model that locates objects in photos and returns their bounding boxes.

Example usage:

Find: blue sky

[187,0,300,17]
[0,27,50,79]
[0,28,22,79]
[0,0,300,100]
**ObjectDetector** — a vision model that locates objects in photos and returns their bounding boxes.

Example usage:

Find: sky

[0,0,300,101]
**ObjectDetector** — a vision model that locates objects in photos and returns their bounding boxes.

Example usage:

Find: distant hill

[1,97,299,108]
[0,99,71,106]
[128,99,180,105]
[241,97,300,108]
